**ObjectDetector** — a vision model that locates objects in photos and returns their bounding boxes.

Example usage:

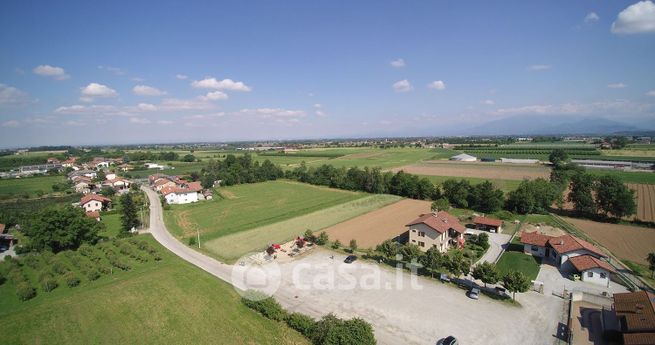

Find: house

[144,163,166,170]
[154,178,176,191]
[520,232,613,286]
[80,194,112,213]
[601,291,655,345]
[104,177,131,191]
[118,163,133,171]
[68,170,97,180]
[406,211,466,253]
[74,181,93,194]
[473,216,503,233]
[105,173,117,181]
[161,185,201,204]
[61,156,78,167]
[47,157,61,164]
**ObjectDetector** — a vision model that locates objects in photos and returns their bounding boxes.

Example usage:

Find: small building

[74,181,93,194]
[406,211,466,253]
[473,216,503,233]
[449,153,477,162]
[80,194,112,213]
[568,255,615,287]
[601,291,655,344]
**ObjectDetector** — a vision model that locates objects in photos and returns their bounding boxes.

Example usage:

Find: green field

[419,175,522,193]
[99,213,122,238]
[205,194,402,261]
[164,180,366,242]
[0,236,307,344]
[0,175,66,197]
[496,251,541,281]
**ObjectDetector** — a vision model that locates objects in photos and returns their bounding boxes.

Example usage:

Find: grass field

[164,180,366,242]
[495,251,541,281]
[420,175,522,193]
[0,235,307,344]
[205,194,403,261]
[0,175,66,197]
[586,169,655,184]
[393,161,550,181]
[99,213,122,238]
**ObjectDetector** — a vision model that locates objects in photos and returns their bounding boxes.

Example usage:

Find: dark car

[437,336,458,345]
[344,255,357,264]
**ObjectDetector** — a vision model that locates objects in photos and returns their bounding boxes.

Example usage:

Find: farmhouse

[80,194,112,213]
[601,291,655,345]
[406,211,466,253]
[520,232,612,286]
[473,216,503,233]
[161,182,202,205]
[153,178,177,191]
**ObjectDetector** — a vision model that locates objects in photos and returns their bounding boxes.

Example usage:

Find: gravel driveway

[466,229,512,265]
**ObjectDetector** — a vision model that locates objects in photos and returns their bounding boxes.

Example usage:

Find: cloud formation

[584,12,600,24]
[201,91,228,101]
[427,80,446,90]
[390,58,406,68]
[612,0,655,34]
[176,74,188,80]
[191,77,252,91]
[33,65,70,80]
[392,79,413,92]
[80,83,118,102]
[528,64,551,71]
[0,84,29,106]
[607,82,627,89]
[647,90,655,96]
[133,85,166,96]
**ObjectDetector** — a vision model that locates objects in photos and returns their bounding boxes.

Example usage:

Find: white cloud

[390,58,406,68]
[315,110,326,117]
[612,1,655,34]
[584,12,600,24]
[1,120,19,127]
[80,83,118,102]
[176,74,188,80]
[64,120,85,127]
[482,99,495,105]
[528,64,551,71]
[32,65,70,80]
[159,98,214,111]
[129,117,151,124]
[493,100,653,116]
[427,80,446,90]
[191,77,252,91]
[313,103,322,108]
[0,84,29,106]
[157,120,174,125]
[392,79,413,92]
[132,85,166,96]
[646,90,655,96]
[240,108,306,118]
[607,82,627,88]
[97,65,126,75]
[137,103,157,111]
[380,120,393,125]
[202,91,229,101]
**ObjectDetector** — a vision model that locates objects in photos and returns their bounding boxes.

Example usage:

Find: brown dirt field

[391,161,550,180]
[627,183,655,222]
[323,199,431,248]
[563,216,655,265]
[520,224,566,237]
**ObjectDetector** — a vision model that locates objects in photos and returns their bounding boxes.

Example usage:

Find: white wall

[165,191,199,205]
[580,268,610,287]
[523,244,547,258]
[559,249,603,271]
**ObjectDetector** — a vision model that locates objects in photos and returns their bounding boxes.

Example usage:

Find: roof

[161,185,200,196]
[474,216,503,227]
[548,234,606,257]
[406,211,466,234]
[186,181,202,192]
[568,255,616,273]
[520,231,553,247]
[154,178,175,187]
[613,291,655,337]
[623,333,655,345]
[85,211,100,218]
[80,194,112,205]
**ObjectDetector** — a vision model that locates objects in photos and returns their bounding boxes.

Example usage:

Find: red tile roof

[406,211,465,234]
[161,185,201,196]
[80,194,112,205]
[85,211,100,218]
[548,234,606,257]
[154,178,174,187]
[474,216,503,227]
[613,291,655,341]
[568,255,616,273]
[520,231,553,247]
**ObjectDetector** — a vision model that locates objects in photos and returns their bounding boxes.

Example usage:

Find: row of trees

[200,154,284,188]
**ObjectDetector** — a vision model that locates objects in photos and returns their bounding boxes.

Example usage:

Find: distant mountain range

[465,116,653,136]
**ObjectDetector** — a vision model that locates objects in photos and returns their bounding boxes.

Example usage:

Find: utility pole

[197,229,201,248]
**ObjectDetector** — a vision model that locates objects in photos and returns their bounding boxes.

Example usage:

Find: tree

[471,262,499,287]
[332,239,341,249]
[506,178,558,214]
[99,186,115,197]
[549,149,569,167]
[647,252,655,278]
[316,232,329,245]
[303,229,316,243]
[446,250,471,277]
[420,247,444,277]
[94,170,106,182]
[23,206,102,252]
[469,181,504,213]
[376,239,400,259]
[311,314,375,345]
[568,172,596,215]
[431,198,450,212]
[349,239,358,253]
[182,154,196,162]
[399,243,424,263]
[502,271,531,300]
[120,193,139,234]
[594,175,636,219]
[442,179,471,208]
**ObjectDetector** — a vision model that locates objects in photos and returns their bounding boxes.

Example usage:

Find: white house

[144,163,166,170]
[568,255,615,287]
[161,187,199,204]
[80,194,112,213]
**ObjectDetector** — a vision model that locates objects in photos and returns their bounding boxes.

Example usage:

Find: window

[531,246,539,251]
[418,231,425,237]
[418,241,425,247]
[411,239,416,243]
[411,229,416,232]
[587,272,593,277]
[600,272,607,279]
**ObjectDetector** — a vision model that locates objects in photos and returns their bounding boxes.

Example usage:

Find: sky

[1,0,655,147]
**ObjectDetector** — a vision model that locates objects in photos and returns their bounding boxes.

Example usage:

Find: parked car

[439,273,451,282]
[468,287,480,300]
[344,255,357,264]
[437,336,458,345]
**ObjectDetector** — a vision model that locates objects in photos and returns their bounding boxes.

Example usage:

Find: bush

[64,272,81,287]
[311,314,376,345]
[241,291,287,321]
[494,210,513,220]
[16,282,36,301]
[85,269,101,281]
[316,232,329,245]
[286,313,316,337]
[50,260,69,275]
[188,237,197,246]
[40,274,59,292]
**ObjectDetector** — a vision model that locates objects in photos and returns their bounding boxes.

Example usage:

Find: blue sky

[1,0,654,147]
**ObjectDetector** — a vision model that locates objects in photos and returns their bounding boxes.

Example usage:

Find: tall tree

[469,181,504,213]
[594,175,636,219]
[502,271,531,300]
[420,247,444,278]
[568,172,596,215]
[549,149,569,167]
[23,206,102,252]
[446,251,471,277]
[471,262,499,287]
[120,193,139,234]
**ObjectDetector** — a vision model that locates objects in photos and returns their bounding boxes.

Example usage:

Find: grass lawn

[496,251,541,281]
[419,175,522,193]
[99,213,123,238]
[0,175,66,197]
[164,180,366,241]
[204,194,402,262]
[0,235,307,345]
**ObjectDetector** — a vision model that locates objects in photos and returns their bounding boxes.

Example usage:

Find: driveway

[142,186,566,345]
[536,265,629,297]
[466,229,511,265]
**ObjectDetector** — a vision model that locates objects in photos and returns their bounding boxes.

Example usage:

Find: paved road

[466,228,511,265]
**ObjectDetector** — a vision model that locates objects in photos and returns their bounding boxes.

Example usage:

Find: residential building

[80,194,112,213]
[161,183,202,204]
[406,211,466,252]
[602,291,655,345]
[473,216,503,232]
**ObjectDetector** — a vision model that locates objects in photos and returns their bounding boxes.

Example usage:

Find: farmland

[164,180,366,242]
[419,175,522,193]
[0,235,307,345]
[204,194,402,261]
[627,184,655,222]
[0,175,67,198]
[323,199,431,249]
[392,161,550,181]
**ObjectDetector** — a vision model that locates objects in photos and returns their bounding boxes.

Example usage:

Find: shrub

[241,291,287,321]
[312,314,376,345]
[85,269,101,281]
[188,237,197,246]
[50,260,69,275]
[315,232,329,245]
[22,255,41,269]
[64,272,81,287]
[40,274,59,292]
[494,210,513,220]
[7,268,27,284]
[16,282,36,301]
[286,313,316,337]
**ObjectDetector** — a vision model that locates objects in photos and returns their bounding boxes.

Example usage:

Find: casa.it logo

[231,252,282,301]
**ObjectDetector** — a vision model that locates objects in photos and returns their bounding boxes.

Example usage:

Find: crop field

[419,175,522,193]
[125,161,208,178]
[392,161,551,181]
[562,217,655,265]
[586,169,655,184]
[0,175,66,197]
[323,199,432,248]
[204,194,402,261]
[627,184,655,222]
[164,180,365,242]
[0,235,307,345]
